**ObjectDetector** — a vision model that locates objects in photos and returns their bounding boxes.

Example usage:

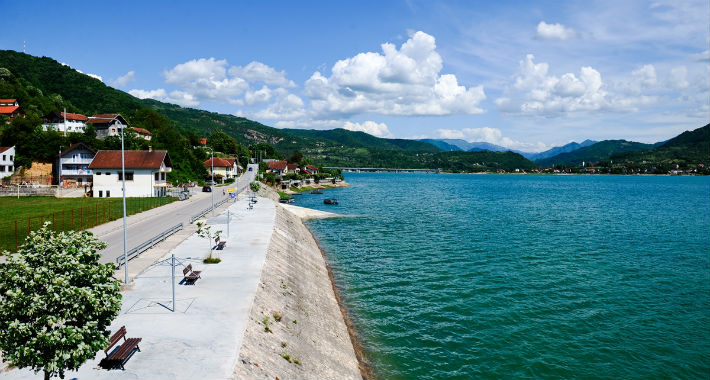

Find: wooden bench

[214,236,226,250]
[101,326,141,370]
[182,263,202,284]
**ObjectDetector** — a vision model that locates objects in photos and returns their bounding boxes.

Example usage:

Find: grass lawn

[0,196,175,253]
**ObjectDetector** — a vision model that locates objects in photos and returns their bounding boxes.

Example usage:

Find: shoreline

[304,224,375,380]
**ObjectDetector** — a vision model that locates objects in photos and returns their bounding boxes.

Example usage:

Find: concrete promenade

[0,194,276,379]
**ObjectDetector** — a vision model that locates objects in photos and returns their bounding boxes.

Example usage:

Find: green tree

[0,224,122,380]
[208,130,238,154]
[289,150,303,164]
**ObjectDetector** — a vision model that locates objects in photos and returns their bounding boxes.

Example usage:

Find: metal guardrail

[116,222,183,267]
[188,195,236,223]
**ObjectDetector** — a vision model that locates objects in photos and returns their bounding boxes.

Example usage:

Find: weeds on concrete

[273,312,282,322]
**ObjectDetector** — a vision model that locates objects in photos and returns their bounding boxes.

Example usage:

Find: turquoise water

[299,174,710,380]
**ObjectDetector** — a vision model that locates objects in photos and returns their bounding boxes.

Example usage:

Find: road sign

[230,192,236,198]
[227,188,234,193]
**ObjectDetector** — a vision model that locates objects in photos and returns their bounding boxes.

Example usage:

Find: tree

[289,150,303,165]
[208,130,238,154]
[0,223,122,380]
[196,221,222,264]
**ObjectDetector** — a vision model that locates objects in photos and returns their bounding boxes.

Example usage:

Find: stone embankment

[233,187,362,380]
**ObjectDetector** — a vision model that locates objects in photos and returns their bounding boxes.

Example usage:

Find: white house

[0,146,15,178]
[56,143,96,188]
[87,114,128,139]
[42,111,88,133]
[203,157,241,182]
[89,148,172,197]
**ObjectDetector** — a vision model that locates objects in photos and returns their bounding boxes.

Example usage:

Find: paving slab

[0,195,275,380]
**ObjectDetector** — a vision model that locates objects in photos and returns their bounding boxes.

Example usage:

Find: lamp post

[118,120,128,284]
[210,148,214,216]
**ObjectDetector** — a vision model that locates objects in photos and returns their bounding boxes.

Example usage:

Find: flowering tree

[0,223,122,380]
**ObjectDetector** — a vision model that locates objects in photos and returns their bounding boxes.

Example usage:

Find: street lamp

[118,120,128,284]
[210,148,214,216]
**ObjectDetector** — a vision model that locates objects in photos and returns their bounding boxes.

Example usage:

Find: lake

[298,173,710,380]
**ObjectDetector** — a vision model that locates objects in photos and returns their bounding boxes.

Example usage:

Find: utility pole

[120,120,128,284]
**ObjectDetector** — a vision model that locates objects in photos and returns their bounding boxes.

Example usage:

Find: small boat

[279,196,295,204]
[323,198,338,205]
[310,189,323,194]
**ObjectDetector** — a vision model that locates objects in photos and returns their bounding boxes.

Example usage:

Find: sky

[2,0,708,152]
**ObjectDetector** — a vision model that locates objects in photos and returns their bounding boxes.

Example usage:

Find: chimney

[148,146,152,152]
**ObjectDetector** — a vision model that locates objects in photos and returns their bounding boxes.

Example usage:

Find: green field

[0,196,175,253]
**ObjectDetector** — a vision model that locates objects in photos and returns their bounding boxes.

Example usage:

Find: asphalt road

[94,164,258,264]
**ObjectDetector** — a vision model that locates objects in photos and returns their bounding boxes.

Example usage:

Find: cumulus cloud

[229,61,296,88]
[131,58,300,109]
[303,31,486,118]
[252,89,306,120]
[669,66,689,90]
[536,21,577,40]
[496,54,658,115]
[110,70,135,87]
[129,88,199,107]
[343,121,393,138]
[435,127,549,152]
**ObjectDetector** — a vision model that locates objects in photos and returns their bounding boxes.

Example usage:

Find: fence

[0,196,175,252]
[116,223,183,267]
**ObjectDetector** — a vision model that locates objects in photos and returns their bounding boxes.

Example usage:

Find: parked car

[202,185,212,192]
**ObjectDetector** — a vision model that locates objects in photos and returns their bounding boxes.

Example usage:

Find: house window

[155,172,159,181]
[161,173,166,180]
[96,172,101,175]
[8,166,12,172]
[106,190,110,197]
[98,190,103,197]
[0,165,5,172]
[117,172,134,181]
[9,155,12,161]
[2,155,5,160]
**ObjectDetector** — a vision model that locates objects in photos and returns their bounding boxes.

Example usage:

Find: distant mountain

[529,140,597,161]
[285,128,441,152]
[418,139,463,151]
[610,124,709,165]
[536,140,657,167]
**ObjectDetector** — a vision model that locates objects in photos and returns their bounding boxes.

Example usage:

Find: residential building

[0,146,15,178]
[42,111,88,133]
[0,99,23,122]
[87,114,129,139]
[302,165,319,175]
[56,143,95,187]
[287,163,300,174]
[267,160,288,175]
[131,127,152,141]
[223,158,242,176]
[203,157,239,182]
[89,148,172,197]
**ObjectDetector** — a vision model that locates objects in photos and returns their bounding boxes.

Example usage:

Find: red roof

[0,105,20,115]
[287,163,299,171]
[0,146,13,154]
[61,112,88,121]
[306,165,318,171]
[268,160,287,171]
[89,150,171,170]
[131,127,152,135]
[87,114,127,125]
[0,99,17,104]
[203,157,232,168]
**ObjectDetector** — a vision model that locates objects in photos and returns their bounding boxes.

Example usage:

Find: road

[92,164,258,264]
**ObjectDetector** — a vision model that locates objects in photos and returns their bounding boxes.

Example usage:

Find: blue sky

[2,0,708,151]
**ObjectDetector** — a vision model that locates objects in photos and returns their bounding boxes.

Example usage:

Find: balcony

[60,169,92,176]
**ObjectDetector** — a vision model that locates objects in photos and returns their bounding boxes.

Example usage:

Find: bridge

[323,167,440,174]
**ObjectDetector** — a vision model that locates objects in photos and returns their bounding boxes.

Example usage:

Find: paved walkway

[0,194,275,379]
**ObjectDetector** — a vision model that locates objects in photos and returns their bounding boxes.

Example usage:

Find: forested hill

[610,124,710,166]
[536,140,658,167]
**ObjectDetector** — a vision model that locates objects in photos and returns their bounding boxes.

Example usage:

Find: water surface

[299,174,710,379]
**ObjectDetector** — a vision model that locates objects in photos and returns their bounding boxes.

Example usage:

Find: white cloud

[536,21,577,40]
[163,57,248,103]
[304,31,486,118]
[496,54,661,115]
[253,90,306,120]
[691,49,710,61]
[343,121,393,138]
[435,127,549,152]
[242,85,273,106]
[669,66,689,90]
[86,73,103,82]
[110,70,135,87]
[229,61,297,88]
[129,88,199,107]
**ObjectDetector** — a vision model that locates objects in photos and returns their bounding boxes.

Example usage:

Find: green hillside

[537,140,657,167]
[610,124,709,166]
[283,128,440,152]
